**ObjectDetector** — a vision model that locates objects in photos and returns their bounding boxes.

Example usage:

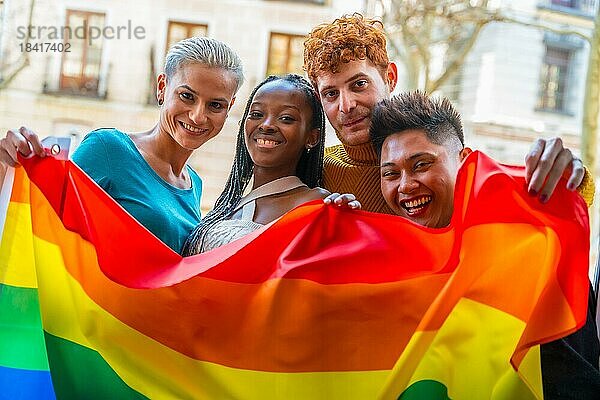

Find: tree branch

[499,15,592,44]
[429,19,489,92]
[0,0,34,90]
[0,56,30,89]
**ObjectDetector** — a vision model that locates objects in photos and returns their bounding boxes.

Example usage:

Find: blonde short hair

[165,36,244,91]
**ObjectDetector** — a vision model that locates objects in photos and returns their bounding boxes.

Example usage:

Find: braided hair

[182,74,326,256]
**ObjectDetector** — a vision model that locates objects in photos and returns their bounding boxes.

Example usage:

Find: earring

[306,146,312,153]
[158,98,163,106]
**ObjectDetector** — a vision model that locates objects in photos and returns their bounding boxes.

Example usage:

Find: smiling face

[157,62,238,151]
[380,129,468,229]
[244,79,319,177]
[315,59,396,146]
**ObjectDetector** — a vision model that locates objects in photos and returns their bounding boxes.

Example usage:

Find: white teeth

[182,122,203,133]
[403,196,432,209]
[256,138,280,146]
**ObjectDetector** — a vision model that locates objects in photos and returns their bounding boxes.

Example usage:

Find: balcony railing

[42,56,109,100]
[265,0,325,4]
[538,0,599,18]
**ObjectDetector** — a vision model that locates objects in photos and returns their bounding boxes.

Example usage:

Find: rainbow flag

[0,151,590,399]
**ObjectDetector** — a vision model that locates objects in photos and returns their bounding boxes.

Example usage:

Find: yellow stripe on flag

[379,297,542,399]
[34,234,391,399]
[516,345,543,399]
[0,201,37,288]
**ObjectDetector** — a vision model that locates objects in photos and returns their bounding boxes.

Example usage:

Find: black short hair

[370,91,464,159]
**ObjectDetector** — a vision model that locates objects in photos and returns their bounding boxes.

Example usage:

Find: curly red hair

[304,13,389,85]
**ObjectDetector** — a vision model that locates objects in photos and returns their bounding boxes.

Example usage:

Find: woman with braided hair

[183,74,360,255]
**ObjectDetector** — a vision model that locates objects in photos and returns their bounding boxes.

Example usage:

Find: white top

[200,176,307,252]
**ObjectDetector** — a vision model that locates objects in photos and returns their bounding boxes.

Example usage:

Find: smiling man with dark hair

[370,90,600,399]
[370,91,472,228]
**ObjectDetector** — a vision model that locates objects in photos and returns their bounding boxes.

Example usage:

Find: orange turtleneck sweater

[323,142,394,214]
[323,142,594,213]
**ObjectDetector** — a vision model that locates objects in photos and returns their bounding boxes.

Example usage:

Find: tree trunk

[405,50,422,90]
[581,10,600,174]
[0,0,35,90]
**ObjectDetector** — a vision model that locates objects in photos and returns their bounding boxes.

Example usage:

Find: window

[545,0,598,15]
[537,46,571,112]
[551,0,577,7]
[166,21,207,54]
[60,10,105,96]
[266,32,305,76]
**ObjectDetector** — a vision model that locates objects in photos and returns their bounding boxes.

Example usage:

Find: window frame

[536,45,572,113]
[266,31,306,76]
[59,9,106,96]
[165,20,208,55]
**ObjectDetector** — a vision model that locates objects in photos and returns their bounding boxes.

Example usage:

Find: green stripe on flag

[0,283,49,370]
[398,380,451,400]
[44,332,148,399]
